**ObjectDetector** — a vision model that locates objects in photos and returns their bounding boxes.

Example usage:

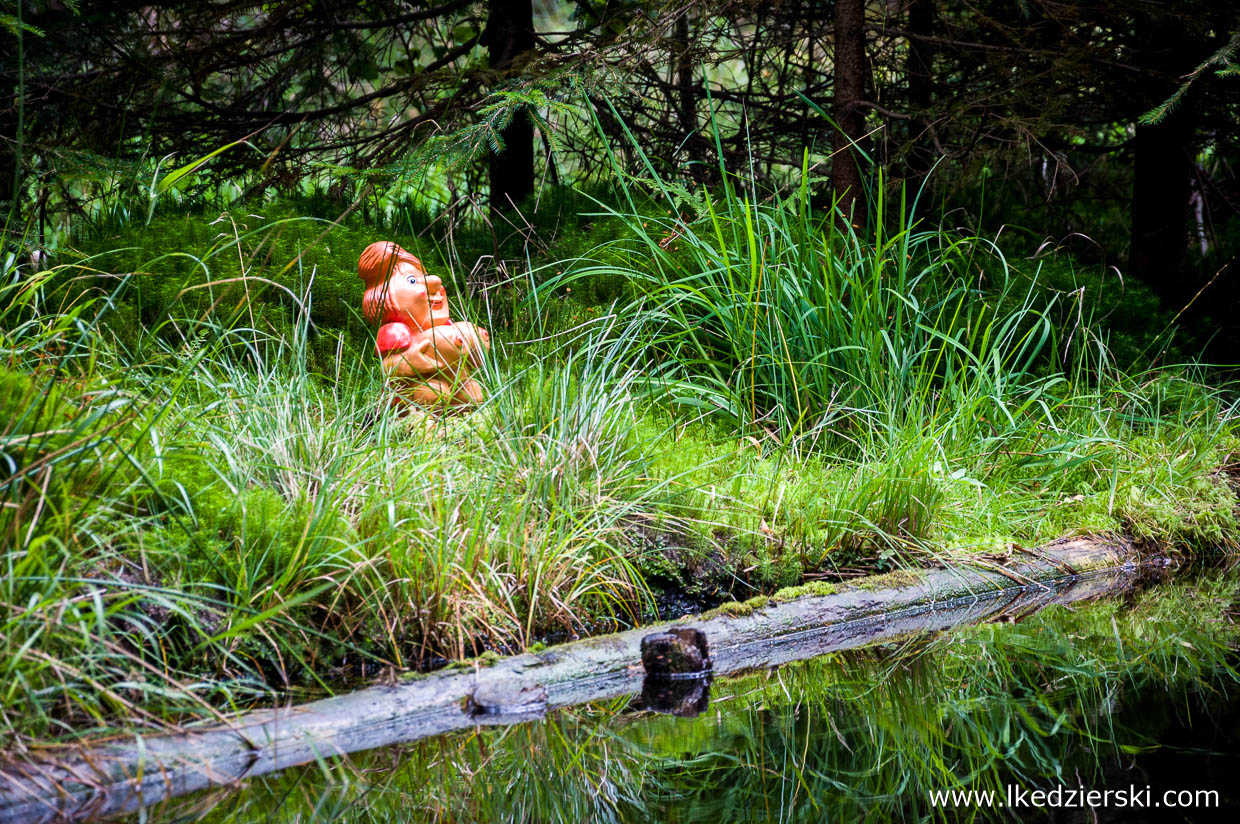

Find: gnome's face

[381,259,452,331]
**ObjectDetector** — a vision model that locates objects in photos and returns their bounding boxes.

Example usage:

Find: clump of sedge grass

[0,246,684,746]
[541,152,1240,570]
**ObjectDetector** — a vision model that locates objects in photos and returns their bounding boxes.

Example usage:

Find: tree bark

[832,0,867,229]
[1128,10,1197,308]
[673,13,704,182]
[482,0,535,217]
[0,536,1137,823]
[904,0,936,185]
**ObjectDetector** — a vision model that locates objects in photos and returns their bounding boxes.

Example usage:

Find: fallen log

[0,535,1143,823]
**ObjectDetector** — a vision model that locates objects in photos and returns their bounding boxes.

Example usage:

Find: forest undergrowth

[2,168,1239,750]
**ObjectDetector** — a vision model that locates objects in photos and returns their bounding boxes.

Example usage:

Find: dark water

[131,570,1240,823]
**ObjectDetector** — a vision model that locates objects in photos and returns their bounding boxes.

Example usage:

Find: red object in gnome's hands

[375,320,413,355]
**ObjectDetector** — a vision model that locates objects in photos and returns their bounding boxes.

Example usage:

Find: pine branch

[1140,26,1240,125]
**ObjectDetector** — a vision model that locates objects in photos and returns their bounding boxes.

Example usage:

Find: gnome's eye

[406,275,419,285]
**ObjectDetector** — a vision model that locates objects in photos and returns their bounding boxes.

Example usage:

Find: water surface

[128,566,1240,823]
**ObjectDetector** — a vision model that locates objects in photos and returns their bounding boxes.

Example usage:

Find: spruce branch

[1140,25,1240,125]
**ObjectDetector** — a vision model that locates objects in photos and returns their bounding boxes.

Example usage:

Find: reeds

[541,158,1240,565]
[175,570,1240,823]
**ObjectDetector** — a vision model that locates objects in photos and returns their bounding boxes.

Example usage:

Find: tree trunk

[0,536,1138,822]
[1129,11,1196,308]
[673,13,704,182]
[904,0,937,187]
[832,0,867,229]
[1130,113,1193,305]
[482,0,535,217]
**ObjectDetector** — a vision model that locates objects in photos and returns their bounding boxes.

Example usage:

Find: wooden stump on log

[641,627,711,679]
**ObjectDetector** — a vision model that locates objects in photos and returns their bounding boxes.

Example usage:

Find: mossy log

[0,536,1142,823]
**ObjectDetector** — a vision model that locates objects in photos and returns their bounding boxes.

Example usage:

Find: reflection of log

[641,677,712,718]
[0,536,1141,823]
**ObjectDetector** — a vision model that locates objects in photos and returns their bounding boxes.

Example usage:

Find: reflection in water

[155,573,1240,823]
[640,674,712,717]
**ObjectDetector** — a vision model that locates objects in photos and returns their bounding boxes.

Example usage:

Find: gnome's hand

[448,322,491,367]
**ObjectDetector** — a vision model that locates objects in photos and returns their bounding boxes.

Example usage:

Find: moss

[14,192,1240,751]
[1119,471,1240,552]
[770,581,837,603]
[701,595,770,620]
[0,367,70,443]
[699,570,931,617]
[443,649,502,672]
[844,569,926,592]
[147,450,233,522]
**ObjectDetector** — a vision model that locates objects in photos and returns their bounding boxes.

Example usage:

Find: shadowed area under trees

[4,1,1238,323]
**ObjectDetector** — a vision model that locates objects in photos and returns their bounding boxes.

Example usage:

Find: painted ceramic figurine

[358,241,490,409]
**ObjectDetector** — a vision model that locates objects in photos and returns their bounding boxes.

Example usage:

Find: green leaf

[201,583,333,646]
[156,137,249,194]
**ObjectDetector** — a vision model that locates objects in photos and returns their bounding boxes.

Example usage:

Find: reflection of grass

[190,574,1240,823]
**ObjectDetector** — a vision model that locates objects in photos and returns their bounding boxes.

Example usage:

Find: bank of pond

[4,543,1239,823]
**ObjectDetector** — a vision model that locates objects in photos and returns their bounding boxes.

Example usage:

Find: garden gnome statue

[358,241,490,409]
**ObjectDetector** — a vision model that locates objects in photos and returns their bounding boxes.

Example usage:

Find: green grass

[2,167,1239,750]
[542,159,1240,569]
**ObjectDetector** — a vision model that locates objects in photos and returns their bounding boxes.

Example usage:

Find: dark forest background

[3,0,1238,356]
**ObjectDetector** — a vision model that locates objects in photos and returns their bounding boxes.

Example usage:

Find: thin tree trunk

[904,0,936,185]
[1129,12,1195,307]
[482,0,535,217]
[832,0,867,228]
[673,13,704,182]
